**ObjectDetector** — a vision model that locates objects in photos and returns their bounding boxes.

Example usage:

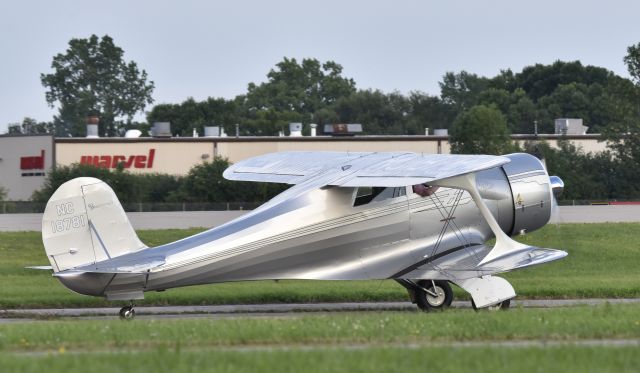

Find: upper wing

[223,151,510,187]
[222,151,371,184]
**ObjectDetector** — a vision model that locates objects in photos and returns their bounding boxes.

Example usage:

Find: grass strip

[1,303,640,352]
[1,345,639,373]
[0,223,639,308]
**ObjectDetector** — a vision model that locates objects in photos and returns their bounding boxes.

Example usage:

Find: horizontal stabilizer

[54,257,165,276]
[25,265,53,270]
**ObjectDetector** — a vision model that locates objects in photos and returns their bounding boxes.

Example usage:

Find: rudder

[42,177,147,272]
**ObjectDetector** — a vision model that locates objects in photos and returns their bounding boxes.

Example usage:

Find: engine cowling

[502,153,554,236]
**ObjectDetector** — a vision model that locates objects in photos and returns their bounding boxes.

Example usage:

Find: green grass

[2,346,639,373]
[2,304,640,350]
[1,223,639,308]
[2,304,640,372]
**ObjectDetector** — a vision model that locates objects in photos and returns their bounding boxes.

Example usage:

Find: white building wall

[0,135,54,200]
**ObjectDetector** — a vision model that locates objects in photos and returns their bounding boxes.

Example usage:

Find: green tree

[147,97,240,136]
[514,61,611,101]
[33,164,137,202]
[405,92,456,134]
[31,164,182,204]
[600,76,640,163]
[330,90,409,135]
[439,71,490,112]
[608,42,640,163]
[241,107,301,136]
[505,88,539,133]
[624,42,640,85]
[524,140,639,200]
[538,83,592,123]
[7,117,54,134]
[525,141,607,200]
[41,34,154,136]
[245,57,356,130]
[450,105,513,155]
[175,157,287,203]
[0,185,6,201]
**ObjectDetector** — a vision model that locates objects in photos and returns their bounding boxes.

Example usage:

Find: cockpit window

[353,187,406,207]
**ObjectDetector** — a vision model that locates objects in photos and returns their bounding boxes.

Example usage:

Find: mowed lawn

[2,347,639,373]
[0,223,639,308]
[1,304,640,372]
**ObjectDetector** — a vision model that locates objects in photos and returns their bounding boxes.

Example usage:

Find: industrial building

[0,124,606,201]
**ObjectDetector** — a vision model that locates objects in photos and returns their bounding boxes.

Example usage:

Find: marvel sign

[20,150,46,177]
[80,149,156,169]
[20,150,45,170]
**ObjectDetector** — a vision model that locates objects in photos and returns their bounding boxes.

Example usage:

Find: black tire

[119,306,135,320]
[471,298,511,311]
[415,280,453,311]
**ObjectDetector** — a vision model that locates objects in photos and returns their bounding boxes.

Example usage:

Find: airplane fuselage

[58,154,555,301]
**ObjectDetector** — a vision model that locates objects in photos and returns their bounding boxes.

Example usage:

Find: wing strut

[432,173,530,266]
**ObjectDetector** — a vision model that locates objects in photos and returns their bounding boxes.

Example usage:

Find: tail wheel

[119,306,136,320]
[471,299,511,311]
[415,280,453,311]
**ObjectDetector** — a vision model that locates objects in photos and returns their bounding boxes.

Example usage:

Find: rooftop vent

[86,116,99,138]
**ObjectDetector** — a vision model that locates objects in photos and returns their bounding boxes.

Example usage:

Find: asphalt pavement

[1,298,639,322]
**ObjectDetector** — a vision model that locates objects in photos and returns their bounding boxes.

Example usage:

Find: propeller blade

[548,175,564,224]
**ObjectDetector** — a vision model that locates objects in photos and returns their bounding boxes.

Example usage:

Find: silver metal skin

[40,152,566,308]
[550,176,565,197]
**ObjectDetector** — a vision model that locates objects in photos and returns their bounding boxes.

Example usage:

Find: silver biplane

[35,151,566,319]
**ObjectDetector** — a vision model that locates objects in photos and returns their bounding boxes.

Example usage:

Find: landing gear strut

[119,301,136,320]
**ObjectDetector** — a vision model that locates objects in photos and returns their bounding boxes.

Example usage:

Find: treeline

[13,56,638,140]
[145,59,639,138]
[32,158,287,204]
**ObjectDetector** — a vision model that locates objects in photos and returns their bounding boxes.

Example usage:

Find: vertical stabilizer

[42,177,147,272]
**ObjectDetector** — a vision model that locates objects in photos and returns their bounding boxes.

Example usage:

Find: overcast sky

[1,0,639,133]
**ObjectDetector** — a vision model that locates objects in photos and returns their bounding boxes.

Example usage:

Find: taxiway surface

[2,298,639,323]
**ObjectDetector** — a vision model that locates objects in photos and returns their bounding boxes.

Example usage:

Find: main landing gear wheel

[415,280,453,311]
[119,305,136,320]
[471,299,511,311]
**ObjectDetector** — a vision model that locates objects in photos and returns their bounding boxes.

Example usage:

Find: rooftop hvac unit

[323,123,363,136]
[204,126,221,137]
[152,122,172,137]
[289,123,303,137]
[555,118,588,135]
